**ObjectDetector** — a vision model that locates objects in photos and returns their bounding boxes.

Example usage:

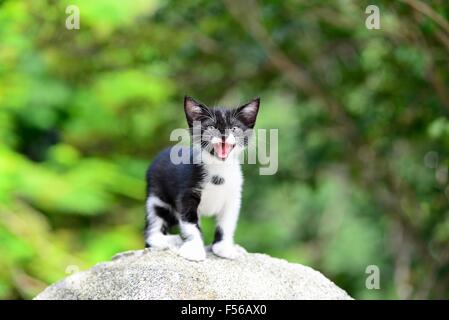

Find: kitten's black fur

[145,147,206,232]
[144,96,259,260]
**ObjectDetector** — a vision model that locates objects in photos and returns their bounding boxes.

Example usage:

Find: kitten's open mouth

[213,142,235,160]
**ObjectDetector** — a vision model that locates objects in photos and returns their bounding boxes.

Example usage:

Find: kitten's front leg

[177,196,206,261]
[212,198,246,259]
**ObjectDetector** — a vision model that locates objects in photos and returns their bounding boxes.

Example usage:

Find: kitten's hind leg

[145,196,182,250]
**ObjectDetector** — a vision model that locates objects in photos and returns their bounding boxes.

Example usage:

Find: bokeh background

[1,0,449,300]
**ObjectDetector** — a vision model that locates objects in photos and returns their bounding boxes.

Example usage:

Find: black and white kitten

[144,96,260,261]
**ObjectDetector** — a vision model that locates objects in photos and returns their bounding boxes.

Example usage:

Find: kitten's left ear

[236,97,260,129]
[184,96,208,127]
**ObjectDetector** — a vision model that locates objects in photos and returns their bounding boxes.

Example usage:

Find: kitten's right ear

[184,96,207,127]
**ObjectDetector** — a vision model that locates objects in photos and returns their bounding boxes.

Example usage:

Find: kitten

[144,96,260,261]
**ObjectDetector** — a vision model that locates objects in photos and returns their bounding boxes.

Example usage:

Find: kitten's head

[184,96,260,161]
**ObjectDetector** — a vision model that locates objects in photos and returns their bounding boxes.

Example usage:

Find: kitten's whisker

[202,107,217,123]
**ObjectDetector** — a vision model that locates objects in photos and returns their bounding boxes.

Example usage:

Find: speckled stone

[34,248,352,300]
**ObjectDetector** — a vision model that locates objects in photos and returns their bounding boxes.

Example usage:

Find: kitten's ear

[184,96,208,127]
[236,97,260,129]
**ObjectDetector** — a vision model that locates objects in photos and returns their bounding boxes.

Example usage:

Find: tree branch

[401,0,449,35]
[223,0,358,139]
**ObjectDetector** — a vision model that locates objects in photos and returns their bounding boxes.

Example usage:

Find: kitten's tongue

[213,143,233,159]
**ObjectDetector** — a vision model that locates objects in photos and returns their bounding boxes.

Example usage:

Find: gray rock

[34,248,352,300]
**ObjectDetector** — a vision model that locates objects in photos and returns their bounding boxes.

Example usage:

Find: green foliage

[1,0,449,299]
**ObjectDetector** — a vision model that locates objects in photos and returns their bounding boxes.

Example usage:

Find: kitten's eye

[231,126,239,132]
[207,126,215,130]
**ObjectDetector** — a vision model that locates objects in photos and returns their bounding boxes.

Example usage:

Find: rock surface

[34,248,352,300]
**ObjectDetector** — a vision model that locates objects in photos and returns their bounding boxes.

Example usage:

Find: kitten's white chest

[197,162,243,217]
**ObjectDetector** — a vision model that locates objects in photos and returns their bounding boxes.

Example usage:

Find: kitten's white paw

[212,242,246,260]
[178,240,206,261]
[146,234,183,250]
